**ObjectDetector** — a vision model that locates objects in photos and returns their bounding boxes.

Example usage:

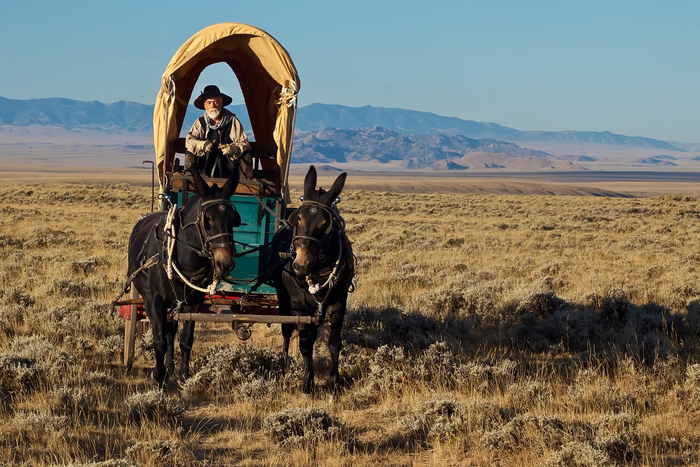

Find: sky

[1,0,698,142]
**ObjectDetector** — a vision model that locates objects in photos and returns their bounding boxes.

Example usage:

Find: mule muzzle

[292,246,316,277]
[213,247,235,279]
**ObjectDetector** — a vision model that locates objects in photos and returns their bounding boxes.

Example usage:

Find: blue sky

[1,0,698,142]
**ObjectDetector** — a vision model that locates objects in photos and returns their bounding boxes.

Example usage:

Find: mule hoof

[328,373,339,389]
[152,369,167,387]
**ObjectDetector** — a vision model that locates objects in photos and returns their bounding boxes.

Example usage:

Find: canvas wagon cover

[154,23,300,193]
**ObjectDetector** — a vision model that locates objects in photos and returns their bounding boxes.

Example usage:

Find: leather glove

[219,143,240,158]
[199,140,214,154]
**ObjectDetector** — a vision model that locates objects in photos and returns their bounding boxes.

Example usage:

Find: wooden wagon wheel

[123,287,140,370]
[289,330,300,354]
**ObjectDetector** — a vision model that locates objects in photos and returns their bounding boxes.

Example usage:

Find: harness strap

[293,234,323,245]
[305,232,344,295]
[112,216,165,305]
[112,252,162,305]
[303,227,347,318]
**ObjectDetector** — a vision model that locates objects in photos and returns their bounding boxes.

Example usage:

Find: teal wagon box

[173,188,279,294]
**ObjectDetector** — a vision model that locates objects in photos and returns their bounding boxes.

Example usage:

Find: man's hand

[219,143,241,158]
[199,140,214,154]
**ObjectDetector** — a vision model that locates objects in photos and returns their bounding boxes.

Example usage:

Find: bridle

[291,200,342,250]
[178,198,238,260]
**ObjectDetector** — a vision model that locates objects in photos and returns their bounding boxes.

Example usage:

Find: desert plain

[2,164,700,466]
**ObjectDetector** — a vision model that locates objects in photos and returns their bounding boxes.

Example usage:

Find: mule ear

[191,167,210,198]
[303,165,317,198]
[325,172,347,204]
[221,164,239,199]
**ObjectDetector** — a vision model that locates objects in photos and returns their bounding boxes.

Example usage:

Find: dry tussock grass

[2,184,700,465]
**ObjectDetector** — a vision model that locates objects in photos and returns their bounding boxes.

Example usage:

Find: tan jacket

[185,109,253,178]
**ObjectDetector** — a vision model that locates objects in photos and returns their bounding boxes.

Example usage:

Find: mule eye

[203,217,210,230]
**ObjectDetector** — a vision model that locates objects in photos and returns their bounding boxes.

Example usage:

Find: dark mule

[127,168,240,385]
[271,166,354,394]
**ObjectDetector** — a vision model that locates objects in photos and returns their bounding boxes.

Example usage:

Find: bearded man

[185,85,253,178]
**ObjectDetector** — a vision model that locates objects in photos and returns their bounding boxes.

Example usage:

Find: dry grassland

[2,183,700,466]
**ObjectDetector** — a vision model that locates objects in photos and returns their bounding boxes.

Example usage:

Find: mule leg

[149,295,168,386]
[298,323,319,394]
[327,303,346,392]
[281,323,294,372]
[164,320,178,381]
[179,320,196,381]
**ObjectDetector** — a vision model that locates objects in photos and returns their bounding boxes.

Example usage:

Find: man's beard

[207,108,221,120]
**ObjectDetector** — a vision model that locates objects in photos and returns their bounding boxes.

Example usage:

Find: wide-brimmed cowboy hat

[193,85,233,110]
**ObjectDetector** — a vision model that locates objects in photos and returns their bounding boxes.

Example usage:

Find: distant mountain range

[0,97,686,152]
[296,104,682,151]
[293,127,553,167]
[0,97,156,133]
[0,96,221,134]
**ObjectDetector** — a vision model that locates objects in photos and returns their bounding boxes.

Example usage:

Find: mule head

[288,165,346,277]
[191,167,241,278]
